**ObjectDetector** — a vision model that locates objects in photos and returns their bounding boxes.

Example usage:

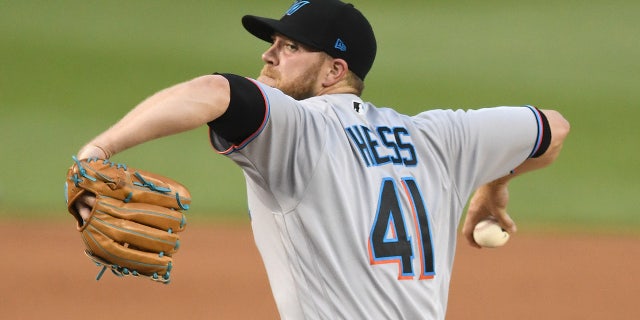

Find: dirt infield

[2,220,638,319]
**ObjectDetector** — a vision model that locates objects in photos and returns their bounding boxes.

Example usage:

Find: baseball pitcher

[67,1,570,319]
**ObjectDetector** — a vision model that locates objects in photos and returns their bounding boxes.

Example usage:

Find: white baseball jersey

[209,76,546,319]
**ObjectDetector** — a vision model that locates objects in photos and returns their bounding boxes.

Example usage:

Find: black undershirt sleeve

[531,107,552,158]
[207,73,267,145]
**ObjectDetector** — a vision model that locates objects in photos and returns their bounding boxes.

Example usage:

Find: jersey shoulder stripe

[524,105,551,158]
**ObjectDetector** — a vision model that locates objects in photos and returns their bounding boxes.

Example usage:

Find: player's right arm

[508,110,570,176]
[462,109,570,247]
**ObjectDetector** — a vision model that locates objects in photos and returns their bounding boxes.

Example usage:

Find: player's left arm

[77,75,231,160]
[75,74,233,221]
[462,109,570,248]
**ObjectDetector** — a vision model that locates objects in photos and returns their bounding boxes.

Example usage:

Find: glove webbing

[71,156,190,210]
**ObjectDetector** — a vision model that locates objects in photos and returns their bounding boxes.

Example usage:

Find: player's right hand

[462,180,517,248]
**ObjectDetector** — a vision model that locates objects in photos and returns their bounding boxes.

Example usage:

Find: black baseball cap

[242,0,377,80]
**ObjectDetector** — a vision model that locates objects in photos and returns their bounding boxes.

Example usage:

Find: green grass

[1,0,638,232]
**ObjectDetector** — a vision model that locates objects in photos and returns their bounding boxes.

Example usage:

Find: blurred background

[1,0,638,229]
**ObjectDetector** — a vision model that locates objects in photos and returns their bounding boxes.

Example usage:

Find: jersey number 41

[368,177,435,280]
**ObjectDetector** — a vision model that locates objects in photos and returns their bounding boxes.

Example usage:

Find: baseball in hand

[473,219,510,248]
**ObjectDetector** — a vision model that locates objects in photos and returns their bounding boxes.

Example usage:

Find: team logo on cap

[286,1,311,16]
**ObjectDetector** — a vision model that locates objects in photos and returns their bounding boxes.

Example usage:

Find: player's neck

[316,82,360,97]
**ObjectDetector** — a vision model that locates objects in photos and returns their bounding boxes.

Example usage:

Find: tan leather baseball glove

[65,156,191,283]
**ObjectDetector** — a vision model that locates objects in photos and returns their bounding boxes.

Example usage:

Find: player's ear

[322,58,349,87]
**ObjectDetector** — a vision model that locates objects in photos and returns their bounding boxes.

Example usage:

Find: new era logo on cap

[286,1,311,16]
[335,38,347,52]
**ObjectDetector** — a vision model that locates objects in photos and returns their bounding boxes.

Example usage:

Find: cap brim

[242,15,320,50]
[242,15,281,43]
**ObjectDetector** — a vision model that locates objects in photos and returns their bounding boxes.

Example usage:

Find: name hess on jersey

[345,125,417,167]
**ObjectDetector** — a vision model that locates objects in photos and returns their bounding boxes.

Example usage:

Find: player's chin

[257,75,277,87]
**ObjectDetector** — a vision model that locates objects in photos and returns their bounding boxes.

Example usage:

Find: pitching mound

[2,221,637,319]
